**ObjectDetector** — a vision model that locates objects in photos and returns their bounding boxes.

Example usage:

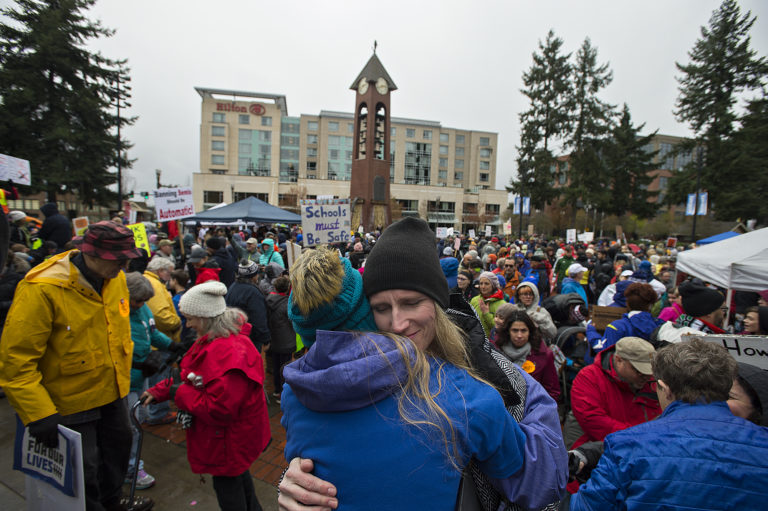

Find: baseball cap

[158,239,174,248]
[568,262,587,276]
[188,246,207,263]
[615,337,655,375]
[78,221,144,261]
[246,237,259,245]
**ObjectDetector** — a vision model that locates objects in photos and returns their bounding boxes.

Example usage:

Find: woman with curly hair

[497,310,561,402]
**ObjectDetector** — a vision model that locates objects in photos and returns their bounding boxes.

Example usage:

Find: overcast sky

[6,0,768,196]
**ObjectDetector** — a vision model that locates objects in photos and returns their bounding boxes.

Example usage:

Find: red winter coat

[570,346,660,450]
[149,324,270,476]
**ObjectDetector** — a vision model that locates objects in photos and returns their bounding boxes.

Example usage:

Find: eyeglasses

[518,291,534,297]
[504,264,515,268]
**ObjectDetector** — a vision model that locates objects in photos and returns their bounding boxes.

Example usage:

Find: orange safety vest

[0,189,8,214]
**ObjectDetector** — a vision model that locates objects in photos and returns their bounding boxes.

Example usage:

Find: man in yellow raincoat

[0,221,152,511]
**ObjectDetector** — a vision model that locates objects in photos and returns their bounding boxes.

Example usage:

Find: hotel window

[480,161,490,170]
[423,130,432,140]
[307,134,318,144]
[479,136,490,146]
[307,121,318,131]
[479,173,489,182]
[212,140,225,151]
[480,148,491,158]
[456,134,465,145]
[438,170,447,179]
[239,114,249,125]
[211,154,225,165]
[212,113,225,123]
[204,191,223,203]
[306,147,317,157]
[328,121,339,131]
[406,128,415,138]
[212,126,225,137]
[439,133,449,143]
[261,116,272,126]
[439,145,448,155]
[455,159,464,169]
[306,161,317,171]
[455,147,464,156]
[454,172,464,181]
[439,158,447,168]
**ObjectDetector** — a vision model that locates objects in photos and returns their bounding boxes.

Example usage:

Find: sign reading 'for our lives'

[299,199,351,246]
[154,187,195,221]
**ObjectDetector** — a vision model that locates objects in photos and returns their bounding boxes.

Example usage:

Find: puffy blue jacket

[593,311,664,354]
[571,401,768,511]
[440,256,459,289]
[561,278,587,305]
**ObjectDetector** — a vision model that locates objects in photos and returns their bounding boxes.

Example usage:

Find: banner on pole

[512,197,521,215]
[685,193,696,216]
[522,197,530,215]
[698,192,708,216]
[299,199,351,246]
[154,188,195,221]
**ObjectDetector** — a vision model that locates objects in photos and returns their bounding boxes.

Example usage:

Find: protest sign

[0,153,31,186]
[566,229,577,243]
[436,227,448,239]
[14,418,85,510]
[127,222,151,256]
[468,229,476,239]
[453,237,461,251]
[154,187,195,221]
[447,227,454,237]
[528,224,534,236]
[300,199,351,246]
[485,225,492,237]
[72,217,89,237]
[285,241,303,268]
[503,221,512,235]
[577,231,594,243]
[700,335,768,371]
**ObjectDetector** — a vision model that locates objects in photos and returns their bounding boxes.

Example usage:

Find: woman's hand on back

[278,457,338,511]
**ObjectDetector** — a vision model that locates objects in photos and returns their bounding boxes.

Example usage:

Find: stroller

[541,293,589,419]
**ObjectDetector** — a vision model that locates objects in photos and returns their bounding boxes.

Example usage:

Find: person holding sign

[0,221,153,511]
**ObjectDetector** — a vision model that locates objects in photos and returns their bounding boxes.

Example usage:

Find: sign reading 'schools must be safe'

[300,199,351,246]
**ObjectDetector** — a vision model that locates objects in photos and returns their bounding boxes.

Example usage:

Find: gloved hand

[28,413,62,448]
[167,342,186,355]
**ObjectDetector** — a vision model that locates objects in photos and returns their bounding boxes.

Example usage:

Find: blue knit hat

[288,248,377,347]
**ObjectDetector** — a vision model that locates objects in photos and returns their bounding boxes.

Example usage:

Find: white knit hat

[179,281,227,318]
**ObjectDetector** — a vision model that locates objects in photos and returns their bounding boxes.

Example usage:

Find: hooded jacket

[571,401,768,511]
[38,203,72,251]
[225,280,271,349]
[0,250,133,424]
[515,282,557,341]
[194,259,221,285]
[440,256,459,289]
[561,277,587,305]
[570,346,661,450]
[281,330,527,510]
[259,238,284,268]
[148,324,270,476]
[144,270,181,342]
[210,246,236,287]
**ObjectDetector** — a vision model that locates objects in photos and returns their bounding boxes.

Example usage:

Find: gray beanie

[179,281,227,318]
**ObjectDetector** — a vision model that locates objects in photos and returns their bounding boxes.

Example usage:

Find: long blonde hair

[368,304,488,471]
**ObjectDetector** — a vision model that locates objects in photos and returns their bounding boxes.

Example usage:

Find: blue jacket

[129,304,172,392]
[259,238,284,268]
[591,311,664,357]
[571,401,768,511]
[281,330,526,510]
[561,278,587,305]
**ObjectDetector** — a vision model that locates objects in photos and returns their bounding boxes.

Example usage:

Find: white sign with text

[300,199,351,246]
[154,188,195,221]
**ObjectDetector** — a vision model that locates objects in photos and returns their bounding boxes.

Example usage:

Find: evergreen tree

[510,29,571,209]
[562,37,615,212]
[718,96,768,224]
[0,0,135,205]
[671,0,767,217]
[602,104,659,219]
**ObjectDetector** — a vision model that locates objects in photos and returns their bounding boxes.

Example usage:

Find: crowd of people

[0,208,767,510]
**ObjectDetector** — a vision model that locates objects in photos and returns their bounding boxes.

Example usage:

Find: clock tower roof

[349,53,397,91]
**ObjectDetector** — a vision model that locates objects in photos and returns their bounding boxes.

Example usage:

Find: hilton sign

[216,103,265,115]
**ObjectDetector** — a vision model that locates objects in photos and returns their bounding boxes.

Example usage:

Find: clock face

[376,77,388,95]
[358,78,369,95]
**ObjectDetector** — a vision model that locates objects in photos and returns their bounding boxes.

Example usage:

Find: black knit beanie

[679,278,724,317]
[363,217,449,307]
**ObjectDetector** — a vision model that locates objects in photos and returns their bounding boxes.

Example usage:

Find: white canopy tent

[676,227,768,292]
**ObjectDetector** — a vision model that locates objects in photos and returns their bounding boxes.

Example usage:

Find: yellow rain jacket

[0,250,133,424]
[144,270,181,342]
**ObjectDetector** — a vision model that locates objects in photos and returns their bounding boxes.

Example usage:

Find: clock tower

[349,50,397,232]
